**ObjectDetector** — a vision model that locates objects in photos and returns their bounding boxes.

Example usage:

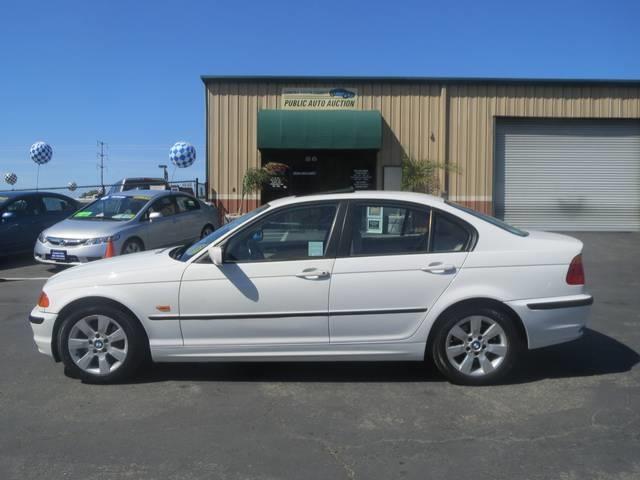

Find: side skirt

[150,342,426,363]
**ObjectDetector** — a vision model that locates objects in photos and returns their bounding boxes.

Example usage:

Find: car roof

[0,190,75,199]
[106,189,171,198]
[267,190,445,208]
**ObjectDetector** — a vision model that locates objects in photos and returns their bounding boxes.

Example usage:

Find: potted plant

[401,154,459,195]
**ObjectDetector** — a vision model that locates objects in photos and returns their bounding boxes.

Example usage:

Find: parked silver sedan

[34,190,219,265]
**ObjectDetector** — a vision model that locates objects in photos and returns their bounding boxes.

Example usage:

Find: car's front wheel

[58,304,148,384]
[431,306,523,386]
[121,238,144,255]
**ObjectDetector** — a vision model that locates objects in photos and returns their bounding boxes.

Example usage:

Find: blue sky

[1,0,639,192]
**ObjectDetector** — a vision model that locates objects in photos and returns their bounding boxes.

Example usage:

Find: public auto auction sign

[281,87,358,109]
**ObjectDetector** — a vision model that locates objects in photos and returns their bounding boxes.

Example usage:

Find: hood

[45,248,186,290]
[42,218,130,240]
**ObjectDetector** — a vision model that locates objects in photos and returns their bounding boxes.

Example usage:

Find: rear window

[446,202,529,237]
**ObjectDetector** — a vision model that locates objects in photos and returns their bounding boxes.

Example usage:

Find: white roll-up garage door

[495,119,640,231]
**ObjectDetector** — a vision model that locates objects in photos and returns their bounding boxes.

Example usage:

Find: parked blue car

[329,88,356,99]
[0,191,79,257]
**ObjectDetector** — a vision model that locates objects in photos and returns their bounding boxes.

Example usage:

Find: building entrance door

[260,149,377,202]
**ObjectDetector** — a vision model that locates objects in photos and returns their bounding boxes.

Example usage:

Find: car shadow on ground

[127,329,639,385]
[0,253,66,274]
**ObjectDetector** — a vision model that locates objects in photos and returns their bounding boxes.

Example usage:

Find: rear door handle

[421,263,456,274]
[296,268,330,279]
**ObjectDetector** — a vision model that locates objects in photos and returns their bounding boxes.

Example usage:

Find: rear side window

[42,196,74,212]
[176,196,200,212]
[348,203,430,256]
[431,212,471,252]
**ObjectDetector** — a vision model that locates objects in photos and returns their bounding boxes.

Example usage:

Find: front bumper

[34,238,118,265]
[29,307,58,358]
[506,294,593,349]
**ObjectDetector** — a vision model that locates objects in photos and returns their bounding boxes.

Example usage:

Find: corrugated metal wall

[447,84,640,213]
[206,79,640,216]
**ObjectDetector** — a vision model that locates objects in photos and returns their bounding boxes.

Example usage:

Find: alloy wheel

[67,315,129,375]
[445,315,508,377]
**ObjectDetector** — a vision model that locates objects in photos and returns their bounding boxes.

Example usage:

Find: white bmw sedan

[29,191,593,385]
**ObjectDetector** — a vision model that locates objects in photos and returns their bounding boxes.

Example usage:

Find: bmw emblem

[94,340,104,349]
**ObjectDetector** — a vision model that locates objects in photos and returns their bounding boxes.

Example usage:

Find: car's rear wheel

[200,224,215,238]
[121,238,144,255]
[431,306,523,385]
[58,305,148,384]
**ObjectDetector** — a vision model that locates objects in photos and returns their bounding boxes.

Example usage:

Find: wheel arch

[51,296,150,362]
[425,297,528,360]
[122,236,145,251]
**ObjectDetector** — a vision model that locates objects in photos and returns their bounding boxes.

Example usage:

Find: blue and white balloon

[4,172,17,185]
[169,142,196,168]
[68,181,77,192]
[30,141,53,165]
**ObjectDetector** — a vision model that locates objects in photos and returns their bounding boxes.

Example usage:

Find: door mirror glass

[149,211,162,220]
[208,245,223,266]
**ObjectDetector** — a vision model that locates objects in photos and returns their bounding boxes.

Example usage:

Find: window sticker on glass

[308,241,324,257]
[111,213,135,220]
[133,195,150,201]
[74,211,93,218]
[366,206,383,233]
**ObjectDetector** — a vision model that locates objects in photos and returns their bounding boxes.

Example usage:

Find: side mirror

[208,245,223,266]
[149,211,162,221]
[1,211,15,222]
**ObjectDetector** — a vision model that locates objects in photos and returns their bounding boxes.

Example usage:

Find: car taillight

[37,291,50,308]
[566,254,585,285]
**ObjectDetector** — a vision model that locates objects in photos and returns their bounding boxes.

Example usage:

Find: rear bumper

[506,294,593,349]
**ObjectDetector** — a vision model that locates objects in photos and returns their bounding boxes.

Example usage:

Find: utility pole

[97,140,107,194]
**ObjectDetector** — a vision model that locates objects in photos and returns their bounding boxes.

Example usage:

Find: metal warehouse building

[202,76,640,231]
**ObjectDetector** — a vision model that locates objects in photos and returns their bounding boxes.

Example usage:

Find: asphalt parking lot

[0,233,638,480]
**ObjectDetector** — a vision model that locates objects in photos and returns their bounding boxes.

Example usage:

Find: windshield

[446,201,529,237]
[177,205,269,262]
[72,194,151,221]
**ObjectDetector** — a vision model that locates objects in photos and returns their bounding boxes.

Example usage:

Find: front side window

[348,203,430,256]
[225,203,338,262]
[6,197,42,216]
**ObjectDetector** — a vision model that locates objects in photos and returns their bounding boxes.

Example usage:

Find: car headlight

[84,234,121,245]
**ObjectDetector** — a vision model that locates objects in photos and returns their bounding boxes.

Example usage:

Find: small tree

[240,167,270,214]
[401,155,459,195]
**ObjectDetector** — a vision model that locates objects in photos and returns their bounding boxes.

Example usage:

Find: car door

[142,196,181,248]
[0,196,44,253]
[178,201,343,346]
[174,194,203,244]
[328,201,473,343]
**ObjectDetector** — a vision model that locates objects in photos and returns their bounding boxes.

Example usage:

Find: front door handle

[421,263,456,274]
[296,268,330,280]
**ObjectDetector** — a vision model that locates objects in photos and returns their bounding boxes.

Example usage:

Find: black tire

[57,304,148,384]
[121,238,144,255]
[200,224,215,238]
[431,306,524,386]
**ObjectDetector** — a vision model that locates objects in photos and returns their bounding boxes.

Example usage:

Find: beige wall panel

[206,79,640,215]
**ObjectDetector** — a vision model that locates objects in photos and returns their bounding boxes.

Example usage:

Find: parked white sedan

[29,191,593,385]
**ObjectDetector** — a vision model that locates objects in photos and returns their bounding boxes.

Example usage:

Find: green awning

[257,110,382,150]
